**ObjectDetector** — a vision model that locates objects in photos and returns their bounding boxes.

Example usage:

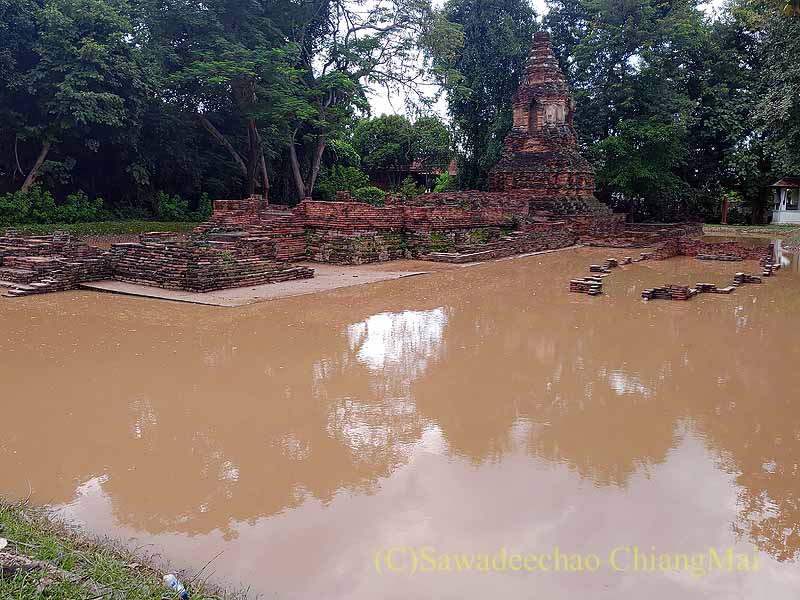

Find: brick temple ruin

[0,32,769,298]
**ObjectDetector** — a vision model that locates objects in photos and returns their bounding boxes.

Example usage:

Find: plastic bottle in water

[163,573,189,599]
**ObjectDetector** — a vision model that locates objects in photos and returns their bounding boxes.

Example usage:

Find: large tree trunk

[289,131,306,201]
[252,127,270,202]
[260,154,270,202]
[245,118,260,197]
[197,114,248,176]
[305,135,326,198]
[20,140,51,193]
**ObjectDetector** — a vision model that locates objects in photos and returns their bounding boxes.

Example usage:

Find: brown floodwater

[2,245,800,598]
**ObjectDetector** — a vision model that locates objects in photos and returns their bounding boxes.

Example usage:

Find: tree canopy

[0,0,798,224]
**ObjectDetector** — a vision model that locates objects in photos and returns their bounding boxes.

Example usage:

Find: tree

[425,0,536,189]
[1,0,147,193]
[353,115,415,171]
[283,0,442,201]
[144,0,306,199]
[757,9,800,176]
[352,114,452,187]
[545,0,722,220]
[411,116,452,166]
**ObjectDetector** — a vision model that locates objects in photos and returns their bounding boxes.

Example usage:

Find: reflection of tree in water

[3,297,450,536]
[102,307,447,534]
[670,270,800,563]
[5,251,800,562]
[412,259,683,483]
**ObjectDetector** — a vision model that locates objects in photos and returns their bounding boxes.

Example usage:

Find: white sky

[367,0,723,119]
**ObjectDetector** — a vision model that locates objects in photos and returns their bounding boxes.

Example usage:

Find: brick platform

[1,229,313,297]
[0,233,112,297]
[109,235,313,292]
[651,237,774,263]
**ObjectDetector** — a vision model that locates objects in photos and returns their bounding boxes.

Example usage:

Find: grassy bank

[0,501,242,600]
[5,221,200,237]
[704,223,800,250]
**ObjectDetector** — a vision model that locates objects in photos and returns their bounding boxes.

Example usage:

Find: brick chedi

[489,32,606,217]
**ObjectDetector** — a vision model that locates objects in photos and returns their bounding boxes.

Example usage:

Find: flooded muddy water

[2,246,800,599]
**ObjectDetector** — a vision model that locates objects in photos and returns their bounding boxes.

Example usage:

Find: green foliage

[27,186,58,224]
[595,120,687,204]
[353,186,387,206]
[0,191,32,227]
[353,116,415,171]
[433,172,456,192]
[0,186,106,224]
[57,191,104,223]
[400,176,423,199]
[195,193,213,220]
[425,0,537,189]
[316,166,370,200]
[758,11,800,175]
[152,191,191,221]
[411,116,452,165]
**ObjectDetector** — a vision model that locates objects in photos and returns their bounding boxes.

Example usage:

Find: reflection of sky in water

[607,370,654,397]
[347,308,448,375]
[6,245,800,599]
[130,397,158,439]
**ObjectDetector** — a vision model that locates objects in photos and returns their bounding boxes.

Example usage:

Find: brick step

[0,267,39,283]
[423,249,501,263]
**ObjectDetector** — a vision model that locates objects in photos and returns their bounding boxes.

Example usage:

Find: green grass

[0,501,243,599]
[4,221,200,237]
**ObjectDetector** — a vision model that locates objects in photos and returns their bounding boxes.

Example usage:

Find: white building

[771,176,800,224]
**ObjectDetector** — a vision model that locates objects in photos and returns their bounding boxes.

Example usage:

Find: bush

[152,191,191,221]
[433,172,456,193]
[0,186,107,225]
[0,190,32,226]
[191,193,213,221]
[399,176,423,200]
[316,166,370,200]
[353,186,386,206]
[56,191,104,223]
[27,186,58,224]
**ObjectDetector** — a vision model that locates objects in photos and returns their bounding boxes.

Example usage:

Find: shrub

[354,186,386,206]
[433,172,456,193]
[191,193,213,221]
[152,191,191,221]
[0,186,108,225]
[56,191,104,223]
[0,190,32,226]
[27,186,58,224]
[399,176,423,200]
[316,166,370,200]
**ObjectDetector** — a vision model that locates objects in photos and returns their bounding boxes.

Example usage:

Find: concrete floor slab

[75,247,583,307]
[80,262,433,307]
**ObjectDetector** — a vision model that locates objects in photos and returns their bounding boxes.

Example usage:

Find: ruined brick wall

[405,227,508,257]
[295,200,519,264]
[0,234,112,296]
[677,238,773,262]
[398,191,530,215]
[109,236,312,292]
[304,230,406,264]
[411,221,577,262]
[195,198,307,261]
[581,221,703,248]
[294,200,405,230]
[651,236,774,263]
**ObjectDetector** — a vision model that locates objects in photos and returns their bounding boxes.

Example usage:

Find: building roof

[770,176,800,188]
